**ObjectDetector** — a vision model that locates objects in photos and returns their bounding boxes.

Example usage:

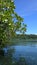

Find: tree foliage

[0,0,27,48]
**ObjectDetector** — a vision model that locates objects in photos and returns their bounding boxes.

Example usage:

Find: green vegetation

[0,0,27,48]
[0,0,37,65]
[16,34,37,40]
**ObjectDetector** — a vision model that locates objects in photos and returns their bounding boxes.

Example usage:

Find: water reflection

[0,42,37,65]
[0,47,27,65]
[0,48,15,65]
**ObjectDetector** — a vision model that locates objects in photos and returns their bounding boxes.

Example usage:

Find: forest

[16,34,37,39]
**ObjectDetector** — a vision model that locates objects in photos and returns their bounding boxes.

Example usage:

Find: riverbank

[6,38,37,46]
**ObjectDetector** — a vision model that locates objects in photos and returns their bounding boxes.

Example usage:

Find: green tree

[0,0,27,48]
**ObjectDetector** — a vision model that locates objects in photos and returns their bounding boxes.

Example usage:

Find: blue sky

[15,0,37,34]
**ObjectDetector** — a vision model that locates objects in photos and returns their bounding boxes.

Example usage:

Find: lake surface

[12,45,37,65]
[0,41,37,65]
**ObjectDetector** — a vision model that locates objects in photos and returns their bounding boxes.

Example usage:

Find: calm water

[12,45,37,65]
[0,41,37,65]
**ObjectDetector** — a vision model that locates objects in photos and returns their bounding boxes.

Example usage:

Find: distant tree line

[16,34,37,39]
